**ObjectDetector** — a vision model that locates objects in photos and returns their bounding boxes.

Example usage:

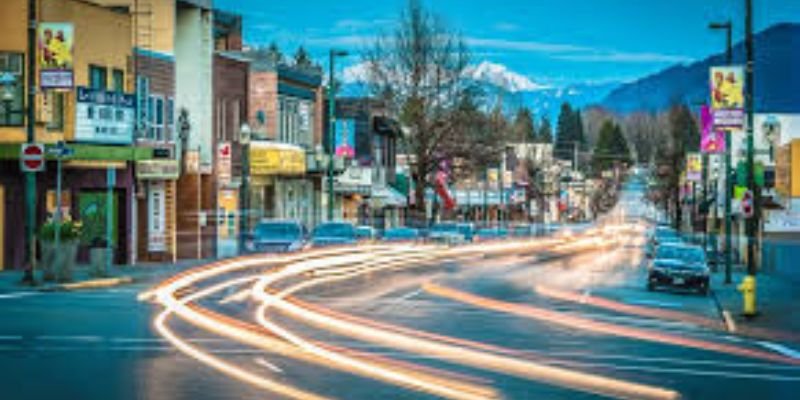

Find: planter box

[40,241,79,282]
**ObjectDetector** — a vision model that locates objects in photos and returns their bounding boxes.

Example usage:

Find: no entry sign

[20,143,45,172]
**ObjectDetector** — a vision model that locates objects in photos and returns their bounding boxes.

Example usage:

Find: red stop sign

[20,143,45,172]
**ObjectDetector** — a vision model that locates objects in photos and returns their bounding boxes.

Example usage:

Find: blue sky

[216,0,800,87]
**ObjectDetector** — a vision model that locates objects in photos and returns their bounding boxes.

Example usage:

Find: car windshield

[254,222,301,239]
[385,228,417,239]
[313,223,355,238]
[431,223,458,233]
[657,245,705,263]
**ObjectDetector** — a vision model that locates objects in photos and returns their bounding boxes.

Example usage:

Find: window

[112,69,124,93]
[149,95,164,140]
[231,100,240,142]
[46,92,64,131]
[89,65,107,90]
[166,97,174,140]
[0,52,24,126]
[136,76,149,139]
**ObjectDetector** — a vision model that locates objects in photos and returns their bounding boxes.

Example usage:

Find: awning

[370,185,407,208]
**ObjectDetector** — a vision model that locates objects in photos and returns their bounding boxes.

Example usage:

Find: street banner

[38,22,74,90]
[217,142,232,186]
[335,119,355,158]
[686,152,702,182]
[700,105,725,153]
[710,66,744,129]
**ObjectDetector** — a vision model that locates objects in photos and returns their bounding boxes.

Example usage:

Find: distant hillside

[601,23,800,114]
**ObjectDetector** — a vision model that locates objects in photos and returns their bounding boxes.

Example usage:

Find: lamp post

[238,123,251,255]
[327,49,348,222]
[23,0,38,284]
[743,0,757,278]
[709,20,733,285]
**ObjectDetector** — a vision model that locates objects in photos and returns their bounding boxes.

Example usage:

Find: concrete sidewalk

[711,266,800,344]
[0,259,213,294]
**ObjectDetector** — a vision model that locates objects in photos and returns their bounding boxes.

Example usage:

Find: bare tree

[364,0,474,223]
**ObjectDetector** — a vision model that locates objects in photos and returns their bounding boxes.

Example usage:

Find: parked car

[382,227,421,243]
[475,227,509,242]
[456,223,476,242]
[355,226,378,242]
[428,222,465,244]
[310,222,357,248]
[647,243,710,294]
[246,220,306,253]
[511,224,534,238]
[645,226,682,258]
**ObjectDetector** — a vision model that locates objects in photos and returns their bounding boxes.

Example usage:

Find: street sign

[20,143,45,172]
[217,142,232,186]
[48,141,74,158]
[741,190,754,218]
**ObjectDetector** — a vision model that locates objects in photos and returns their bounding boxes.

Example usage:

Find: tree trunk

[412,173,427,228]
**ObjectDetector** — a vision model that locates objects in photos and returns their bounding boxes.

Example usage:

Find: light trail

[425,282,800,366]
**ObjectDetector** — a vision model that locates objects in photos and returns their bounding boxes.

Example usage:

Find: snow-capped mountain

[464,61,548,93]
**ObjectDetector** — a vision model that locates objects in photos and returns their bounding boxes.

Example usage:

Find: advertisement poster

[700,104,726,153]
[709,66,744,129]
[38,22,74,90]
[335,119,356,158]
[686,152,702,182]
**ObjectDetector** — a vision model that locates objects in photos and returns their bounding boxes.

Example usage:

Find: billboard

[700,104,726,154]
[74,87,135,144]
[38,22,74,90]
[710,66,744,129]
[335,119,355,158]
[686,152,702,182]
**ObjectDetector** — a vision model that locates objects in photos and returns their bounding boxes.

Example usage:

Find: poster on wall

[38,22,74,90]
[335,119,356,158]
[700,104,726,154]
[686,152,703,182]
[147,182,166,252]
[709,66,744,129]
[75,87,135,144]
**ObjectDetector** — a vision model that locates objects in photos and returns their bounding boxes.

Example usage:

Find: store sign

[136,160,180,180]
[147,181,167,252]
[249,142,306,175]
[217,142,232,185]
[38,22,74,90]
[75,87,135,144]
[710,66,745,129]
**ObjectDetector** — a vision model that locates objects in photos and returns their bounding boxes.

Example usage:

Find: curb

[710,288,737,333]
[37,276,135,292]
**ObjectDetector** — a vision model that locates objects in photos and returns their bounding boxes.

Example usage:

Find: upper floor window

[0,52,24,126]
[112,69,124,93]
[89,65,107,90]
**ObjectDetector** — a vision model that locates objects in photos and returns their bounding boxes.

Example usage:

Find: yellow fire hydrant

[737,276,757,317]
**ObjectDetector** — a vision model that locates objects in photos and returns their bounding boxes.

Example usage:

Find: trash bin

[89,237,109,278]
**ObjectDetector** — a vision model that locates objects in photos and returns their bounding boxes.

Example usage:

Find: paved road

[1,183,799,400]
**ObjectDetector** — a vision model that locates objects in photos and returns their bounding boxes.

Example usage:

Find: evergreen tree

[538,116,553,143]
[574,109,587,150]
[591,119,631,173]
[554,102,576,160]
[511,107,535,143]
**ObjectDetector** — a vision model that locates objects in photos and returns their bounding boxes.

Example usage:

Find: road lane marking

[722,310,737,333]
[624,299,684,309]
[254,357,284,373]
[0,292,39,299]
[36,335,103,342]
[0,335,23,341]
[757,342,800,360]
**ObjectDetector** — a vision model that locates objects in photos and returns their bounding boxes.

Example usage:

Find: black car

[647,243,710,294]
[246,220,306,253]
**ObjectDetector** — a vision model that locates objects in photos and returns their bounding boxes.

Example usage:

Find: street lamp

[238,123,251,255]
[709,20,733,285]
[327,49,349,222]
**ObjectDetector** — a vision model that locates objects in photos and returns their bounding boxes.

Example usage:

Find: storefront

[135,159,179,263]
[248,141,318,228]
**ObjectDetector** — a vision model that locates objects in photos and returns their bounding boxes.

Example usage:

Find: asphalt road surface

[1,182,799,400]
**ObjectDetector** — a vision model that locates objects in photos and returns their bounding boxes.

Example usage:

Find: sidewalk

[711,266,800,344]
[0,259,213,294]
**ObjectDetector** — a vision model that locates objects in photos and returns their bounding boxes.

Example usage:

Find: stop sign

[20,143,45,172]
[741,190,754,218]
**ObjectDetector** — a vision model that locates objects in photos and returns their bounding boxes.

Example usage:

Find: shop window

[149,95,164,140]
[89,65,107,90]
[0,52,24,126]
[136,76,150,138]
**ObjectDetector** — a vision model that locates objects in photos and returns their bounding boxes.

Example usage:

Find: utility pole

[327,49,348,222]
[744,0,757,277]
[22,0,38,284]
[709,20,733,284]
